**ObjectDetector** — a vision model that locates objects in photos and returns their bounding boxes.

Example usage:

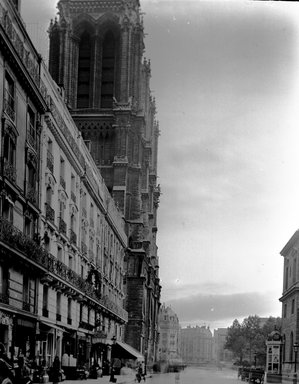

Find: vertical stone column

[120,19,130,102]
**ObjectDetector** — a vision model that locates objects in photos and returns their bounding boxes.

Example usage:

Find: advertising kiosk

[266,330,282,383]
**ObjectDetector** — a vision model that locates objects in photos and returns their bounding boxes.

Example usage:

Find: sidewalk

[64,374,137,384]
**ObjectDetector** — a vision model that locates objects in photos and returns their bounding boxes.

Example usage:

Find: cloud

[164,291,280,327]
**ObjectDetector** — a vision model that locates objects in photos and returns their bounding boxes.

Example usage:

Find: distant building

[158,305,181,369]
[181,326,213,365]
[280,231,299,378]
[213,328,233,364]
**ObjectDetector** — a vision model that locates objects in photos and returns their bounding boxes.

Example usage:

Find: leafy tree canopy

[225,315,281,367]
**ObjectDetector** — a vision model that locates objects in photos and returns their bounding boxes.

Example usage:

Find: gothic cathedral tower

[48,0,161,367]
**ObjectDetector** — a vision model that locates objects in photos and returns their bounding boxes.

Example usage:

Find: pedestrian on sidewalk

[52,356,61,384]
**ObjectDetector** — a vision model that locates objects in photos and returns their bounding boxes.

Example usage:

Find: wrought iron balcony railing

[0,217,128,321]
[45,203,55,224]
[59,218,67,236]
[42,308,49,317]
[56,313,62,321]
[67,317,72,325]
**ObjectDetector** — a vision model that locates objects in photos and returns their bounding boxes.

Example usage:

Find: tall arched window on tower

[77,31,91,108]
[101,32,115,108]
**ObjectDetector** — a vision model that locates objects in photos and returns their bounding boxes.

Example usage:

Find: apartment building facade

[158,304,181,371]
[0,0,130,374]
[181,326,213,365]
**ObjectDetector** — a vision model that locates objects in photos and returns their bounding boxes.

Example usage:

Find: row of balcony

[0,217,128,321]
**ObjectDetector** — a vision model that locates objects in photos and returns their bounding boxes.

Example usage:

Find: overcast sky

[22,0,299,330]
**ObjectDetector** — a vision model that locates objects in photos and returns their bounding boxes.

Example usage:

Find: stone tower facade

[48,0,161,367]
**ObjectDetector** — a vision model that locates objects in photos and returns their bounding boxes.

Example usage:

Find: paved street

[63,367,239,384]
[146,367,239,384]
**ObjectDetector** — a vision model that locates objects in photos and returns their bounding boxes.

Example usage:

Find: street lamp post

[254,352,257,368]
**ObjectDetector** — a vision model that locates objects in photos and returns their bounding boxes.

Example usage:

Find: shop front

[91,332,110,376]
[14,317,36,360]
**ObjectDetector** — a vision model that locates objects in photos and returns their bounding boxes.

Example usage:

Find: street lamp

[294,343,299,373]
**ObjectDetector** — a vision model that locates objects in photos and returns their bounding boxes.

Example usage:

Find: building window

[45,186,54,223]
[284,303,287,318]
[27,107,37,149]
[79,304,83,323]
[42,285,49,317]
[26,160,37,205]
[71,174,76,203]
[0,265,9,304]
[24,215,35,238]
[69,255,73,270]
[60,157,65,189]
[4,72,15,121]
[77,31,91,108]
[90,203,94,227]
[67,298,72,325]
[2,196,13,223]
[3,128,17,183]
[3,131,16,165]
[56,292,61,321]
[292,299,295,314]
[47,140,54,173]
[57,246,63,262]
[23,275,30,310]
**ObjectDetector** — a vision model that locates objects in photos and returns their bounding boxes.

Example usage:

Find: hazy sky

[22,0,299,330]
